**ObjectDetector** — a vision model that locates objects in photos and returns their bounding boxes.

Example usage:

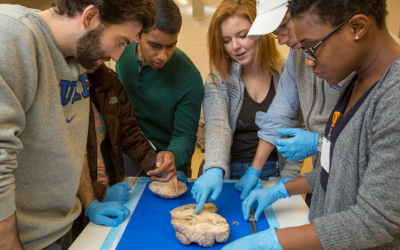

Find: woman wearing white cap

[191,0,301,214]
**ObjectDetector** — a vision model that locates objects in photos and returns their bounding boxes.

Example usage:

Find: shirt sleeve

[256,49,300,145]
[201,73,232,178]
[0,16,37,221]
[166,72,204,168]
[280,159,304,179]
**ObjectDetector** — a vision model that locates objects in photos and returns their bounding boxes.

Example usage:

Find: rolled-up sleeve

[256,49,300,145]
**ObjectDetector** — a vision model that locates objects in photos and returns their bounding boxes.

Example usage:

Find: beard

[76,25,110,69]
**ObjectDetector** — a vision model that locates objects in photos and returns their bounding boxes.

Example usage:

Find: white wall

[169,0,288,82]
[0,0,51,10]
[173,0,400,81]
[1,0,399,74]
[387,0,400,37]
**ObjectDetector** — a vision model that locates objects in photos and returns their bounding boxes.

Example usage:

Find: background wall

[1,0,400,79]
[0,0,51,11]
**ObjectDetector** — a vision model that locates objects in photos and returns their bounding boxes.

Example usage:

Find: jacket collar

[87,63,118,91]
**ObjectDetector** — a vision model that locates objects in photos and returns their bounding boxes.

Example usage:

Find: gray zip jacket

[203,62,302,179]
[305,57,400,249]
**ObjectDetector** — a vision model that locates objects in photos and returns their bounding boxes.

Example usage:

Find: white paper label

[321,137,331,173]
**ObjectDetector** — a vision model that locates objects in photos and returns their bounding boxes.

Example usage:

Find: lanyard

[327,111,341,140]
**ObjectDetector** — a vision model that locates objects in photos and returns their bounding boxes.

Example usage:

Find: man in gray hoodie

[0,1,155,249]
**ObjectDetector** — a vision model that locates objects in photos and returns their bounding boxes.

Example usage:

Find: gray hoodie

[0,5,89,249]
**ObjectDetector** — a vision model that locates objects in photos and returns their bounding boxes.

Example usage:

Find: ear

[133,33,141,43]
[81,5,101,29]
[349,14,369,41]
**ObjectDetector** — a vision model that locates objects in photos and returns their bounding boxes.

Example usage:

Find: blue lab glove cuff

[234,167,262,200]
[312,132,319,154]
[192,167,224,214]
[276,128,319,161]
[278,177,294,185]
[206,167,223,175]
[176,171,188,183]
[245,166,261,177]
[275,181,291,199]
[85,200,100,217]
[102,182,132,205]
[221,227,283,250]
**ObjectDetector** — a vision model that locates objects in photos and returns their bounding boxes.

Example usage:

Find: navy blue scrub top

[321,76,377,191]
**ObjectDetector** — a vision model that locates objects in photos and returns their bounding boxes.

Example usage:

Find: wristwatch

[316,134,324,153]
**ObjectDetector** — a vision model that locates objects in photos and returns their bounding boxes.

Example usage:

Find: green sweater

[116,43,203,169]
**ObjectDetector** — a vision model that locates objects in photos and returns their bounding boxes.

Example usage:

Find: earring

[355,36,359,40]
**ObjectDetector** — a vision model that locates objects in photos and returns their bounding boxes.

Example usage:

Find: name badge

[321,137,331,173]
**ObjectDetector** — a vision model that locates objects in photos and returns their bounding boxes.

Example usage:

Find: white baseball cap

[247,0,289,40]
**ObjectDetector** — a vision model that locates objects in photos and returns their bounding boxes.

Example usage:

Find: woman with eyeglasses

[223,0,400,249]
[191,0,299,214]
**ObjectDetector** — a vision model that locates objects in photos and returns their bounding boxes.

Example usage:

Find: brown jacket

[86,64,157,201]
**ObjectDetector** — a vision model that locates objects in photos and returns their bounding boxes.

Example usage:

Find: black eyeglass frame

[271,17,291,38]
[300,17,352,61]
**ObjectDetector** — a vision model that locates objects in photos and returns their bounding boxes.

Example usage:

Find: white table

[69,177,309,250]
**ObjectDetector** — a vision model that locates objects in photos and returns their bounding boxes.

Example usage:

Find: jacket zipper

[318,80,326,114]
[96,89,119,185]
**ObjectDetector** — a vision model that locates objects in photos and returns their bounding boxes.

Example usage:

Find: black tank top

[230,78,278,162]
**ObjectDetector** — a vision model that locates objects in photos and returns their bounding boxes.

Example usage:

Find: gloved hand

[242,181,290,221]
[234,167,263,200]
[176,171,188,183]
[162,171,188,183]
[275,128,319,161]
[85,200,130,227]
[222,227,283,250]
[277,177,294,185]
[191,167,223,214]
[103,182,132,205]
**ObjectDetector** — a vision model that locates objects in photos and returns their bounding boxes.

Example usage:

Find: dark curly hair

[288,0,388,29]
[51,0,156,32]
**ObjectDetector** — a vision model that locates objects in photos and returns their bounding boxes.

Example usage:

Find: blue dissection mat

[116,182,270,249]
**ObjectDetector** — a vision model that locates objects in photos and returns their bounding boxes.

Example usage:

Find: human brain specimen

[170,203,230,247]
[148,180,188,199]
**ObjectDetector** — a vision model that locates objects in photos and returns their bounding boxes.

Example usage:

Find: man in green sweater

[116,0,204,180]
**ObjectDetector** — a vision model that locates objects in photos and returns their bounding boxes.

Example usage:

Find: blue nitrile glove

[102,182,132,205]
[242,181,290,221]
[277,177,294,185]
[191,167,223,214]
[275,128,319,161]
[161,171,188,183]
[85,200,130,227]
[176,171,188,183]
[222,227,283,250]
[234,167,263,200]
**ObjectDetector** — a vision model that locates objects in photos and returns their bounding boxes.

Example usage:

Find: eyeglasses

[271,17,290,39]
[300,17,351,61]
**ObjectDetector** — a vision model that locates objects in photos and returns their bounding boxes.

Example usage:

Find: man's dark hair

[288,0,388,29]
[148,0,182,34]
[51,0,156,32]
